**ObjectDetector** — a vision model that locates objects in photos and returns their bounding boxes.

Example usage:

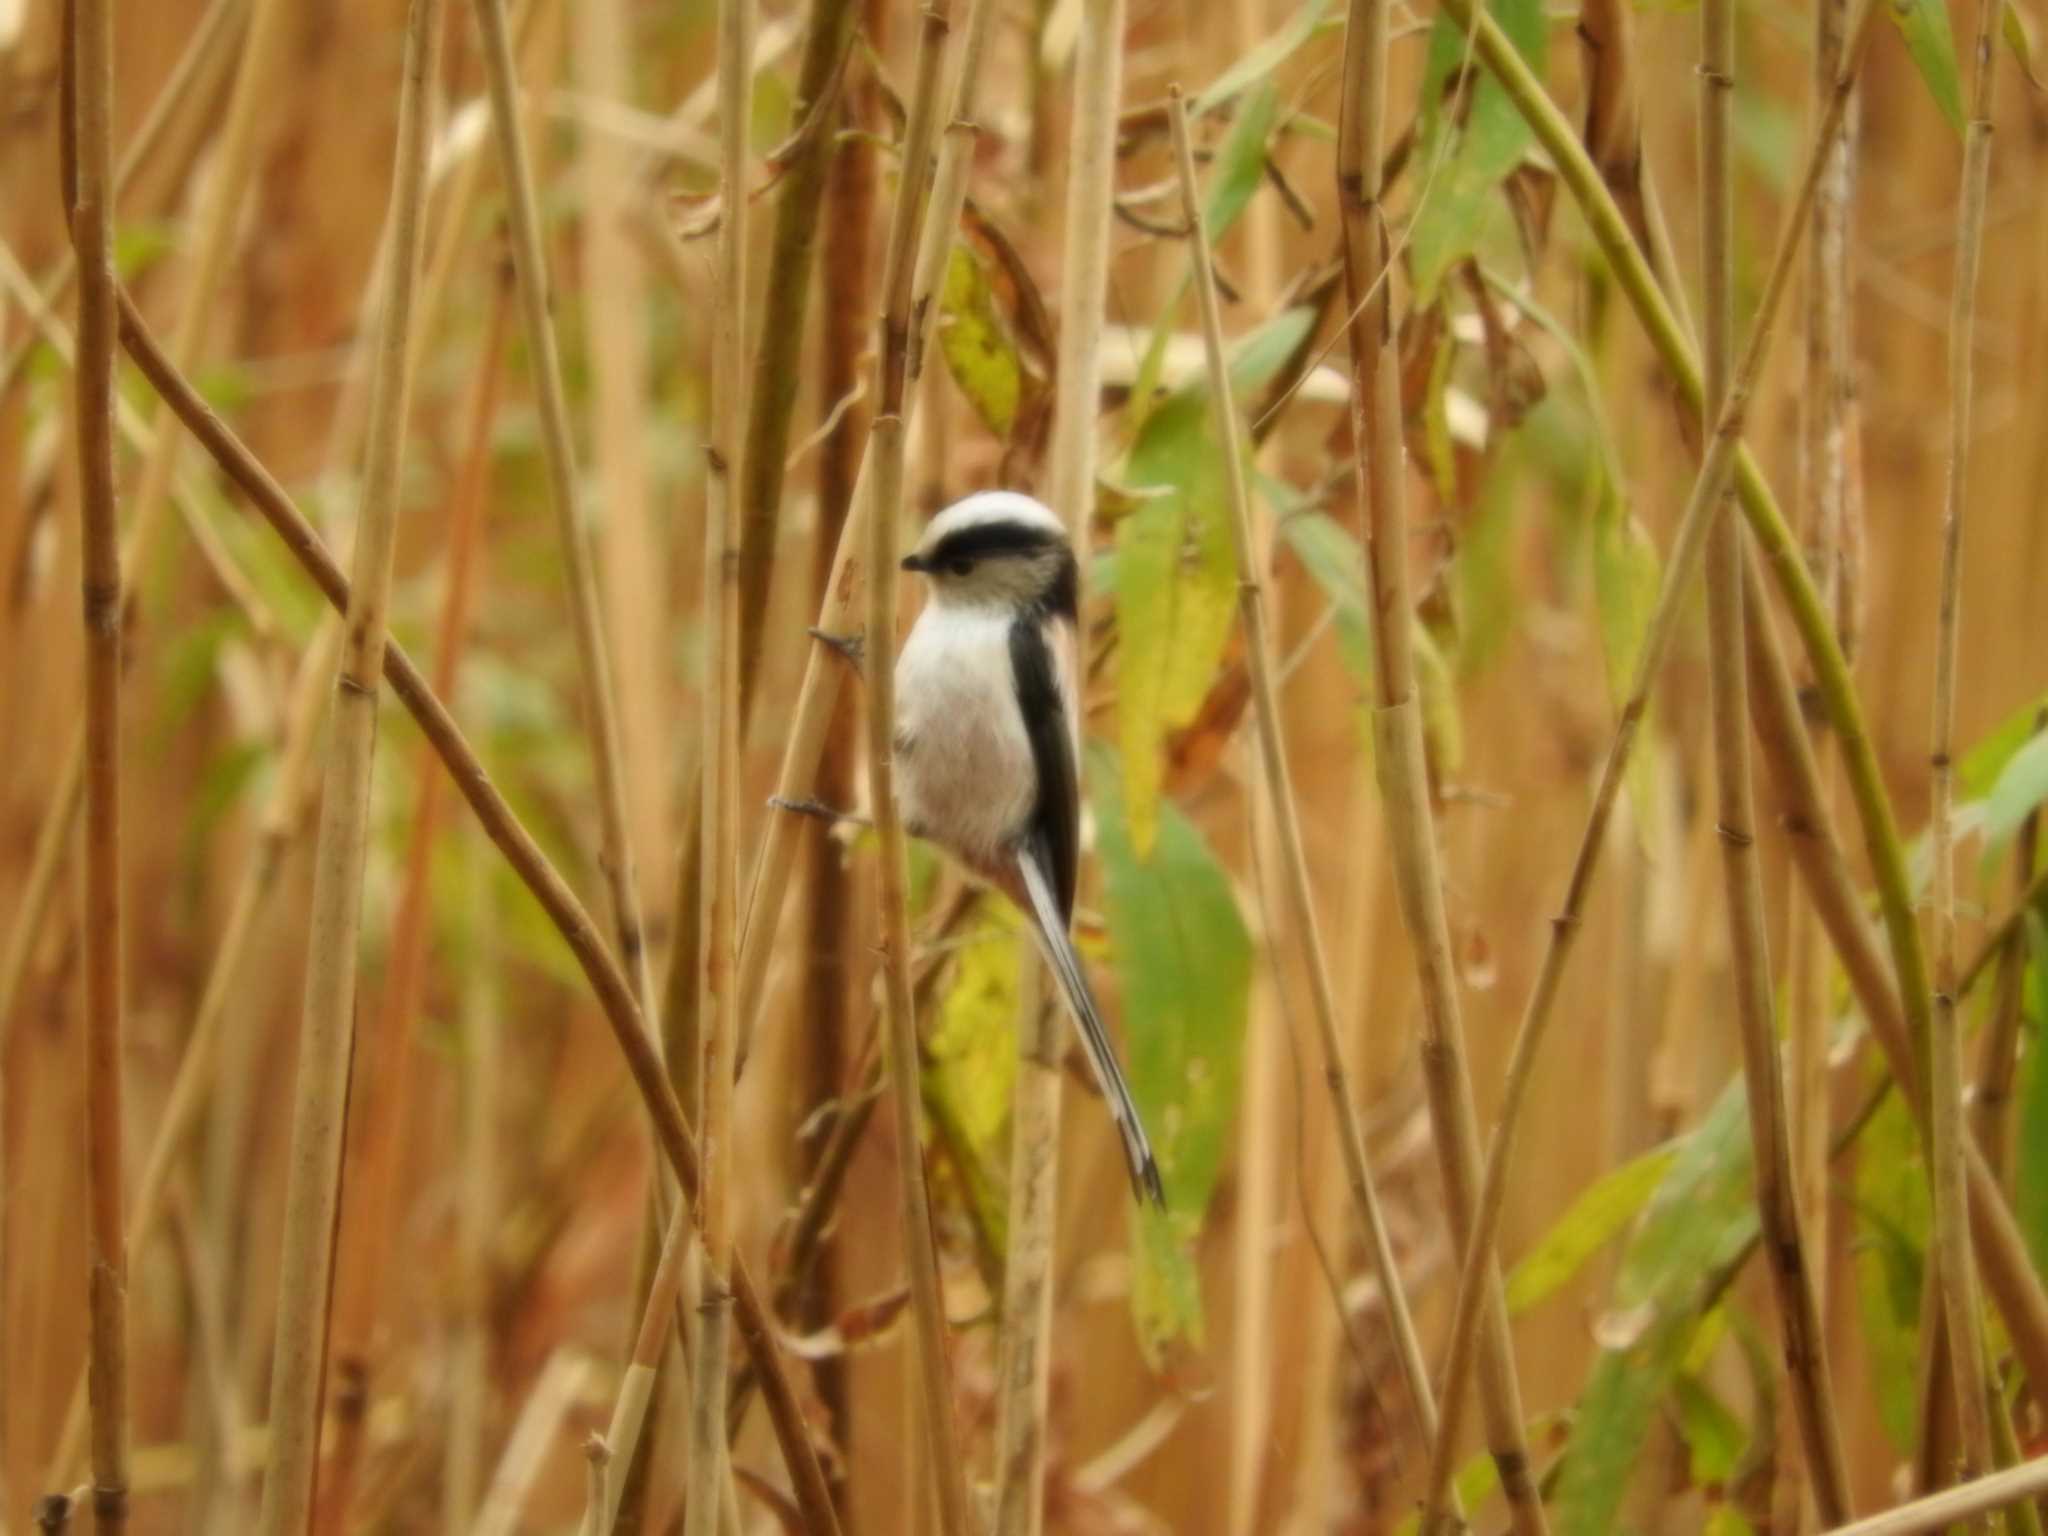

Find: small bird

[895,490,1166,1207]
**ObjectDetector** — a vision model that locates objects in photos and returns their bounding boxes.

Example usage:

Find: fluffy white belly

[895,605,1036,865]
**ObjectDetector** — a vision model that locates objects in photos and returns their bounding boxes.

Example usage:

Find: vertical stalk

[1336,3,1547,1531]
[993,4,1119,1531]
[689,0,754,1521]
[864,7,974,1534]
[732,0,997,1052]
[316,259,514,1536]
[1696,0,1853,1514]
[1928,0,2003,1482]
[1166,83,1443,1469]
[471,0,660,1031]
[253,2,445,1531]
[70,0,128,1526]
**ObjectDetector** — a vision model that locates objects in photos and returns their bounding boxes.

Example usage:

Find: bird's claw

[808,626,864,671]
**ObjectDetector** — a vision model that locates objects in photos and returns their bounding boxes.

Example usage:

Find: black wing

[1008,614,1079,923]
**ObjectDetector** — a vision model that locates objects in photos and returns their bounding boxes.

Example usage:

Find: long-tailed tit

[895,490,1166,1206]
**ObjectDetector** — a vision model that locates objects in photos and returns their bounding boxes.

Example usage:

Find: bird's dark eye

[947,557,974,577]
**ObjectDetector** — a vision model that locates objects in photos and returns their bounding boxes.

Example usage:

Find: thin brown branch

[115,290,846,1536]
[70,0,129,1523]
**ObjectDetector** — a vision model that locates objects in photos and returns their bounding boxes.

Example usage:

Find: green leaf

[1853,1082,1928,1453]
[1673,1374,1747,1486]
[1553,1080,1757,1536]
[922,898,1024,1263]
[1193,0,1333,116]
[1506,1142,1678,1315]
[1591,481,1665,844]
[1113,311,1309,857]
[938,244,1022,438]
[2005,0,2048,90]
[1092,752,1252,1365]
[1890,0,1967,134]
[1961,691,2048,798]
[2013,913,2048,1276]
[1408,0,1546,304]
[1985,731,2048,856]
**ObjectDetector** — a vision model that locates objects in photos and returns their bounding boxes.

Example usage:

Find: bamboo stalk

[1166,84,1443,1472]
[1417,11,1893,1518]
[732,0,998,1054]
[117,289,846,1536]
[688,0,755,1520]
[991,3,1118,1529]
[1926,0,2004,1483]
[253,2,445,1530]
[70,0,129,1525]
[471,0,659,1030]
[1696,0,1852,1511]
[1335,3,1546,1530]
[862,7,975,1533]
[315,258,514,1536]
[1822,1457,2048,1536]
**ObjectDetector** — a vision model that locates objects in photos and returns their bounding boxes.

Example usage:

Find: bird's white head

[901,491,1078,618]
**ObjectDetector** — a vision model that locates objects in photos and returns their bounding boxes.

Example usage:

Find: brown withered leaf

[778,1286,910,1360]
[1163,650,1252,802]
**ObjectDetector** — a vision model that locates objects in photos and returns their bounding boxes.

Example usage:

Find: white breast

[894,604,1038,867]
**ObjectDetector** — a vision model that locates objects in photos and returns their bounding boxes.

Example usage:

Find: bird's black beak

[900,553,930,574]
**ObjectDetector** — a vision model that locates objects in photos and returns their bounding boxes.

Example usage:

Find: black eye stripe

[923,519,1062,568]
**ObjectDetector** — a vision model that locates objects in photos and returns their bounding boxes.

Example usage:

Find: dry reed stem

[1417,9,1895,1515]
[736,0,862,702]
[42,617,340,1490]
[70,0,128,1524]
[991,3,1120,1530]
[446,836,500,1535]
[1786,0,1859,1408]
[315,260,514,1536]
[1453,0,2048,1398]
[732,0,997,1053]
[4,0,290,1044]
[1166,85,1443,1470]
[254,2,444,1530]
[1740,548,2048,1394]
[1926,0,2005,1485]
[0,0,240,395]
[1336,2,1546,1529]
[588,1200,693,1535]
[116,294,846,1536]
[1822,1456,2048,1536]
[688,0,756,1520]
[1696,0,1852,1510]
[862,7,974,1532]
[472,0,659,1030]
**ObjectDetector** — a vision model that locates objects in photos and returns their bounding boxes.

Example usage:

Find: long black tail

[1014,848,1166,1207]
